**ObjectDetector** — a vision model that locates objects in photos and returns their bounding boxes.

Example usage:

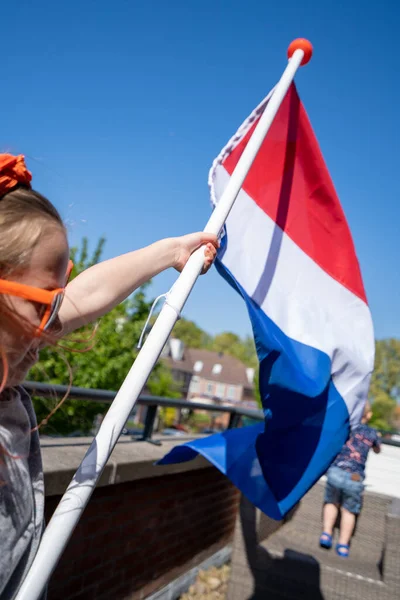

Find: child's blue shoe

[336,543,350,557]
[319,532,333,549]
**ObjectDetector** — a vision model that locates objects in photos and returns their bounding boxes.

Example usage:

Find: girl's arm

[59,233,217,335]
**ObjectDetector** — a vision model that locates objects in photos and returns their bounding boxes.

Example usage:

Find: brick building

[161,338,256,409]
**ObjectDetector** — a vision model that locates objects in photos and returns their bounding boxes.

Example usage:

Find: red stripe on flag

[222,84,367,303]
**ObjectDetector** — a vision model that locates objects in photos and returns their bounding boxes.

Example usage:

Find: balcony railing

[24,381,400,446]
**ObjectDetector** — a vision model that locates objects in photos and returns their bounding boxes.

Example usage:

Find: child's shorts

[324,466,364,515]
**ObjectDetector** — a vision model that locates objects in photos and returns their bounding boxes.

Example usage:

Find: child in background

[0,154,218,598]
[319,401,381,557]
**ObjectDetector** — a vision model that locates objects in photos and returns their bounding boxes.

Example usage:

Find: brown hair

[0,186,65,276]
[0,186,66,389]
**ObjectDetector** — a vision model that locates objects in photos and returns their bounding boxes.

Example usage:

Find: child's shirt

[0,387,44,599]
[332,423,380,480]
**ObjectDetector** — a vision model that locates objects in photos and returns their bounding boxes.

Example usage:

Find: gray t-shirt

[0,387,44,599]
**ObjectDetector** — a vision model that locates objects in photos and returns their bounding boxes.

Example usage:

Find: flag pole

[16,38,312,600]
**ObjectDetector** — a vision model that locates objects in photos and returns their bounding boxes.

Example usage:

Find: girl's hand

[173,232,219,274]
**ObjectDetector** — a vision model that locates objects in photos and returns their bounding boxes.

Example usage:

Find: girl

[0,153,218,598]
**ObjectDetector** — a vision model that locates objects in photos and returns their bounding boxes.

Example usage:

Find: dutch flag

[160,83,374,519]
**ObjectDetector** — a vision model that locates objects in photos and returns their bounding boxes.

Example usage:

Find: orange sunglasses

[0,260,74,333]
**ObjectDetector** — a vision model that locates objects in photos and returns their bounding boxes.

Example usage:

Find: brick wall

[45,467,239,600]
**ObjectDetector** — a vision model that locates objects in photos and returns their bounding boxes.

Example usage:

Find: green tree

[146,364,182,429]
[369,339,400,430]
[393,405,400,431]
[146,365,182,398]
[211,332,258,368]
[368,390,396,431]
[212,332,241,354]
[235,335,258,368]
[172,318,212,349]
[69,236,106,278]
[29,238,179,435]
[253,369,262,410]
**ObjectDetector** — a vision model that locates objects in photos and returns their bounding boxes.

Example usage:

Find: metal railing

[24,380,264,443]
[23,381,400,447]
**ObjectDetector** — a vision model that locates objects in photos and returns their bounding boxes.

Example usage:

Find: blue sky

[2,1,398,340]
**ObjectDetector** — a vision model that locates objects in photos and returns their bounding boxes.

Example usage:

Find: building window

[193,361,203,373]
[212,363,222,375]
[190,376,200,393]
[216,383,225,398]
[227,386,236,400]
[206,382,214,395]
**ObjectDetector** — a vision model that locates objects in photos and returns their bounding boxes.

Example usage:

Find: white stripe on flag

[216,165,374,423]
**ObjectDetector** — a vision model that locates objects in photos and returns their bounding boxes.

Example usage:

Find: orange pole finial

[287,38,313,66]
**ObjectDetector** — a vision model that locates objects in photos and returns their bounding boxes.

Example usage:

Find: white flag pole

[16,39,312,600]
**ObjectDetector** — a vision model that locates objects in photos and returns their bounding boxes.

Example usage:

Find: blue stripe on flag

[159,242,350,519]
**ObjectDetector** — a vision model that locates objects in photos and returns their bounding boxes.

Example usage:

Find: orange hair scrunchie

[0,154,32,198]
